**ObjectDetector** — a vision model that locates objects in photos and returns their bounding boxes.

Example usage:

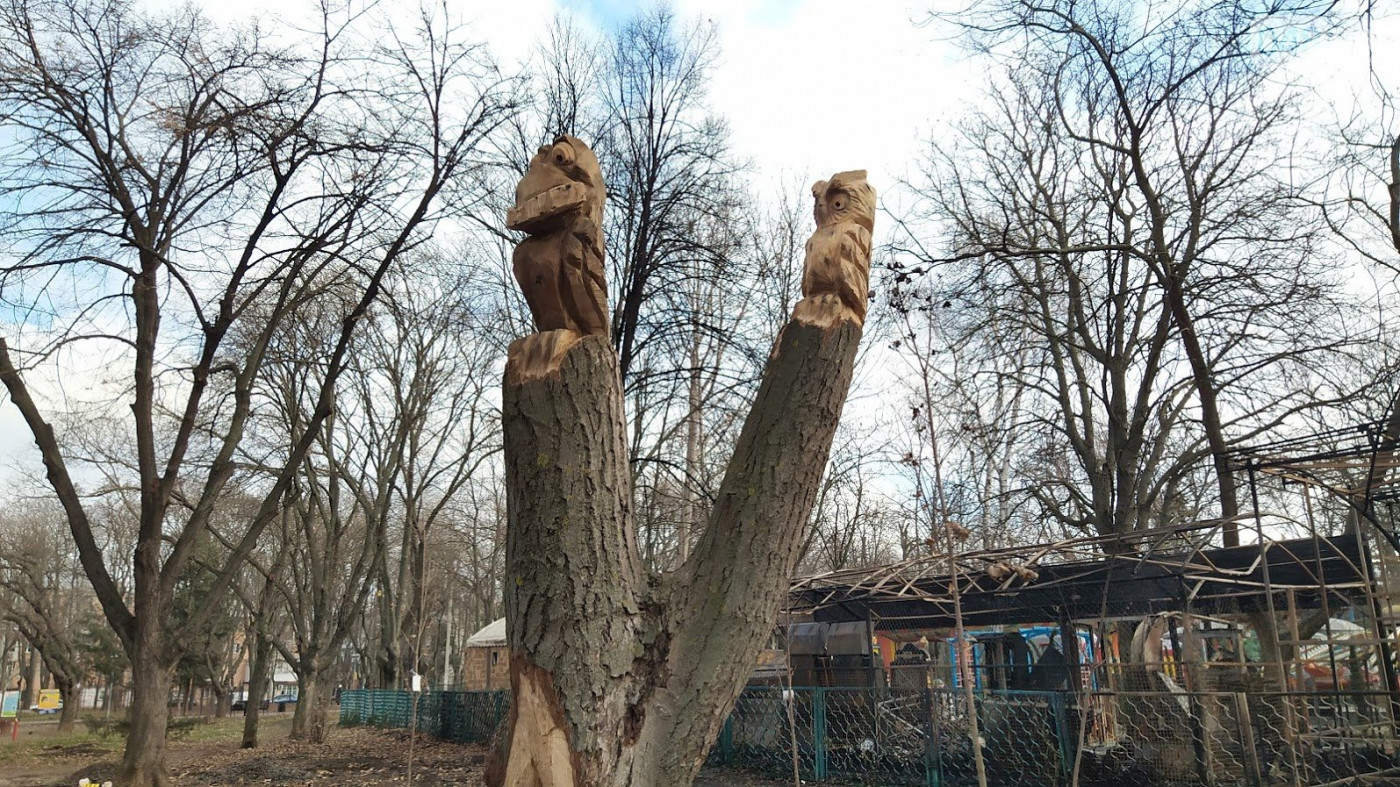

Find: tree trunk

[213,683,230,718]
[291,669,331,743]
[375,595,400,689]
[55,677,79,734]
[121,629,176,787]
[489,318,859,786]
[242,631,272,748]
[20,647,38,709]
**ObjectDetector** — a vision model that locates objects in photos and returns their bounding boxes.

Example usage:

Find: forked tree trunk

[489,317,860,786]
[213,682,231,718]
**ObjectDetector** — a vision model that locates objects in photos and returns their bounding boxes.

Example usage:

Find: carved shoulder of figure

[566,216,605,285]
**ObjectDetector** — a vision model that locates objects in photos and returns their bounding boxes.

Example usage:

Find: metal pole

[1171,611,1215,786]
[1352,431,1400,728]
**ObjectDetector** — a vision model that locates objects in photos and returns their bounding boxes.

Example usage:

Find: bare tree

[361,260,502,690]
[896,0,1362,542]
[797,426,903,572]
[0,0,518,780]
[238,547,284,748]
[0,499,85,732]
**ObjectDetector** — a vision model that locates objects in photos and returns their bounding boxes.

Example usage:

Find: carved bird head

[508,135,605,234]
[812,170,876,233]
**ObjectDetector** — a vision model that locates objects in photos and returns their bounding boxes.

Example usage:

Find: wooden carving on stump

[792,169,876,329]
[492,149,873,787]
[505,135,608,383]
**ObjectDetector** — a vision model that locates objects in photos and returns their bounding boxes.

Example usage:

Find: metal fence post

[719,715,734,766]
[439,692,451,740]
[924,687,942,787]
[1234,692,1264,787]
[1051,692,1073,784]
[812,687,828,780]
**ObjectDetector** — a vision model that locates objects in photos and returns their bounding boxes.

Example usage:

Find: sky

[0,0,968,485]
[218,0,972,197]
[1,0,1397,489]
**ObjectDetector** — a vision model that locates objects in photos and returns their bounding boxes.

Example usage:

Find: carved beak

[506,181,587,233]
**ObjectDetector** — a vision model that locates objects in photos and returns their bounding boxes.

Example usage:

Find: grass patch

[0,713,299,767]
[174,714,295,743]
[0,731,119,766]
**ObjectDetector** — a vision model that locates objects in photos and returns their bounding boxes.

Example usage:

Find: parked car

[270,693,298,711]
[230,696,270,712]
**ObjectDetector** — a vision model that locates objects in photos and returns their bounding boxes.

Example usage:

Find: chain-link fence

[708,686,1073,785]
[340,686,1399,785]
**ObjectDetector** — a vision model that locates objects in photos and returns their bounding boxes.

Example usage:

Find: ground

[0,714,787,786]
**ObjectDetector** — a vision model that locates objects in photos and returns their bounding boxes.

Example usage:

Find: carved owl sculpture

[507,135,608,338]
[793,170,876,328]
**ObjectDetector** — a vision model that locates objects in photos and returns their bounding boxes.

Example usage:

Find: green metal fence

[340,688,508,744]
[340,686,1400,785]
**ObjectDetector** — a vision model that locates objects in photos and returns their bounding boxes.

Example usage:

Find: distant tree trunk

[680,330,703,564]
[489,317,859,785]
[374,585,401,689]
[20,647,38,708]
[212,683,231,718]
[1153,259,1240,539]
[242,631,273,748]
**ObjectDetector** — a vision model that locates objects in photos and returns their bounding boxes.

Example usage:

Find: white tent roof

[1308,618,1367,639]
[464,617,507,647]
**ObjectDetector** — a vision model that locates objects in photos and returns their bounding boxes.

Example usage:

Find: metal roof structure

[788,518,1370,630]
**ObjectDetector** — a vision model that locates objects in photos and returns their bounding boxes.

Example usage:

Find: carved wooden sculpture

[506,135,608,382]
[792,169,876,329]
[491,163,873,787]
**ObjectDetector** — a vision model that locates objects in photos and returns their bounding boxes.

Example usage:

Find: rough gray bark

[291,669,332,743]
[123,620,176,786]
[20,649,38,709]
[55,675,79,733]
[489,317,860,786]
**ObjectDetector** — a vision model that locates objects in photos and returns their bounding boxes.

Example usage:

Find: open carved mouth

[507,182,587,232]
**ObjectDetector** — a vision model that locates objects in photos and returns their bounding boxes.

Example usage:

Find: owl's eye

[832,195,847,210]
[552,144,576,166]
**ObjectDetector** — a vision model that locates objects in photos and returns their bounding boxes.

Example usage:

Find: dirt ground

[0,722,790,786]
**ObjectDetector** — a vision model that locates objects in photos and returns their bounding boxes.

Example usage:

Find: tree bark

[242,629,273,748]
[121,624,176,787]
[213,684,231,718]
[241,559,281,749]
[489,318,859,786]
[20,647,38,709]
[55,676,79,734]
[291,668,331,743]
